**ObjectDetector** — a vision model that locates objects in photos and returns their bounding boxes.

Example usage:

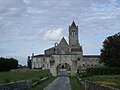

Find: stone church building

[28,21,101,76]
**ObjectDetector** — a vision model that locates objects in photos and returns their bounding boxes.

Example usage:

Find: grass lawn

[83,75,120,89]
[69,77,84,90]
[31,77,56,90]
[0,69,50,84]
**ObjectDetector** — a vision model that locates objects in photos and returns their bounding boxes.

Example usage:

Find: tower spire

[69,21,79,47]
[71,21,76,27]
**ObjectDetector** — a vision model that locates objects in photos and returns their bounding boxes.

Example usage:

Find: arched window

[72,30,76,36]
[83,64,85,66]
[91,64,93,66]
[77,58,80,61]
[72,31,74,36]
[71,30,75,36]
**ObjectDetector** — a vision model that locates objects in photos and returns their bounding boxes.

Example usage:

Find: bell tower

[69,21,80,47]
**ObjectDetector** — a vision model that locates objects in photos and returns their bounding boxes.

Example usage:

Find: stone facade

[28,21,101,76]
[31,54,50,69]
[79,55,100,71]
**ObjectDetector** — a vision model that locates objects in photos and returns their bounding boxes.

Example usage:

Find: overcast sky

[0,0,120,65]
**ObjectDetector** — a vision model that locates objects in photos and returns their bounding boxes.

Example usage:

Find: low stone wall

[76,75,84,85]
[76,75,119,90]
[85,80,119,90]
[10,68,31,72]
[0,80,32,90]
[32,76,51,88]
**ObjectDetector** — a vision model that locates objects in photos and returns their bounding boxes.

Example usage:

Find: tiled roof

[59,37,68,46]
[45,47,54,51]
[83,55,100,58]
[32,54,50,57]
[71,47,83,52]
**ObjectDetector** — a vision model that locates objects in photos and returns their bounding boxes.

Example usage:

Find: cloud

[0,0,120,65]
[43,28,64,41]
[81,40,102,54]
[0,48,16,55]
[78,2,120,37]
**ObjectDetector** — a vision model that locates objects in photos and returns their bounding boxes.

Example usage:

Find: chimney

[28,56,30,60]
[32,53,34,57]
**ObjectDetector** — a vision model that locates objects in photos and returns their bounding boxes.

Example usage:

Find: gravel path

[44,69,71,90]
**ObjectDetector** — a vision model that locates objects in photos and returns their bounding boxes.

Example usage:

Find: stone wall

[0,80,32,90]
[32,76,51,88]
[50,54,78,76]
[10,68,31,72]
[85,80,119,90]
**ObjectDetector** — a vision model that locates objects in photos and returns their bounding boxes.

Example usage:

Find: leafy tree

[100,32,120,67]
[0,57,18,71]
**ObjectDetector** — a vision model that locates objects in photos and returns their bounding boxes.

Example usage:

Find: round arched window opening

[77,58,80,61]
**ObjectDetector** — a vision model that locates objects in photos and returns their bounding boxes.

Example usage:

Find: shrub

[39,76,43,79]
[86,67,120,75]
[32,78,39,83]
[4,79,10,83]
[80,72,91,78]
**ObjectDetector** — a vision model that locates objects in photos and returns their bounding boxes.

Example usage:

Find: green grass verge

[69,77,84,90]
[0,70,50,83]
[83,75,120,89]
[31,77,56,90]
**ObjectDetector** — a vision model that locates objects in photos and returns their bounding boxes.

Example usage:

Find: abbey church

[28,21,101,76]
[45,21,82,55]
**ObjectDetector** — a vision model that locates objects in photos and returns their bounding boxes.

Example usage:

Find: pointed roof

[71,21,77,27]
[59,37,68,46]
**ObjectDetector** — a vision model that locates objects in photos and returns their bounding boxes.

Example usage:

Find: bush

[4,79,10,83]
[79,72,92,78]
[86,67,120,75]
[32,78,39,83]
[39,76,43,79]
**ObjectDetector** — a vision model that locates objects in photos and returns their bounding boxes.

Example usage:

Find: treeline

[100,32,120,67]
[0,57,18,71]
[87,67,120,75]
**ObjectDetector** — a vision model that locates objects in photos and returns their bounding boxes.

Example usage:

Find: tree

[27,56,32,69]
[100,32,120,67]
[0,57,18,71]
[28,59,32,69]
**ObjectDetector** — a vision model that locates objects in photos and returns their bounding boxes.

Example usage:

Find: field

[0,70,50,84]
[84,75,120,89]
[69,77,84,90]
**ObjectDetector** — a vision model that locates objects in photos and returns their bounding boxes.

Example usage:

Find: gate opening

[56,63,71,76]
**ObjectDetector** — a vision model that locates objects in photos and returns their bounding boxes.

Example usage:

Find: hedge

[86,67,120,75]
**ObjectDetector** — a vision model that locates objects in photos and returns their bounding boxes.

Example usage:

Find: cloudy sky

[0,0,120,65]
